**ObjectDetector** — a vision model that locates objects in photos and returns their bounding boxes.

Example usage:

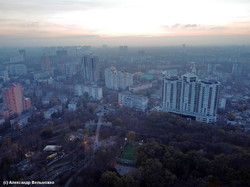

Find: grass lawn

[119,144,137,161]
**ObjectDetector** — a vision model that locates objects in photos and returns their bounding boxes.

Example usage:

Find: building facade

[75,84,103,100]
[81,55,99,83]
[2,83,32,116]
[162,72,220,123]
[118,92,148,111]
[41,55,52,71]
[8,64,27,76]
[105,67,133,90]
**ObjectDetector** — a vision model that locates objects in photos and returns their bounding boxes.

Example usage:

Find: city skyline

[1,0,250,46]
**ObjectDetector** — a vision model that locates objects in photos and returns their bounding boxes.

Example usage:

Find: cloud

[183,24,198,28]
[0,0,116,16]
[162,24,200,29]
[0,19,98,37]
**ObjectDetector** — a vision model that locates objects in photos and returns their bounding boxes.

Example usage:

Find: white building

[8,64,27,76]
[118,71,133,90]
[44,105,62,119]
[162,69,178,77]
[75,84,103,100]
[105,67,133,90]
[219,98,227,110]
[68,98,78,111]
[104,67,119,90]
[10,55,25,63]
[162,72,220,123]
[118,92,148,111]
[0,70,9,82]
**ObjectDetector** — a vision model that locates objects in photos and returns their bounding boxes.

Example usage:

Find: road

[65,110,104,187]
[94,112,103,151]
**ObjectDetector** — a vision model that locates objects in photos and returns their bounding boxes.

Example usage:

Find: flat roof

[43,145,61,152]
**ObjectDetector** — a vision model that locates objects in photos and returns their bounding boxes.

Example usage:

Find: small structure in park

[43,145,62,152]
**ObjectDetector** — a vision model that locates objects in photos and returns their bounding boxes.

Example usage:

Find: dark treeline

[72,110,250,186]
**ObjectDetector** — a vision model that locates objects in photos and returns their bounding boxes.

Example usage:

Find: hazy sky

[1,0,250,46]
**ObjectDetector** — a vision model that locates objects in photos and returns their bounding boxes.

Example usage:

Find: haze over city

[1,1,250,187]
[1,0,250,46]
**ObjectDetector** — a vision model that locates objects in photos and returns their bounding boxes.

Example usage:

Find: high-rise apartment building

[105,67,119,90]
[162,72,220,123]
[41,55,52,71]
[81,55,99,83]
[2,83,32,116]
[104,67,133,90]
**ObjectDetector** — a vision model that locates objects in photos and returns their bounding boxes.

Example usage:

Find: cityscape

[1,0,250,187]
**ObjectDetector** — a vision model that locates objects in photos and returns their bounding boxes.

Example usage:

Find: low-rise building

[75,84,103,100]
[118,92,148,111]
[68,97,78,111]
[10,113,31,129]
[44,105,62,119]
[129,82,152,93]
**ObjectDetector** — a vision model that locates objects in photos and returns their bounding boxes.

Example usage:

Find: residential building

[41,55,52,71]
[118,71,133,90]
[75,84,103,100]
[10,55,25,63]
[162,71,220,123]
[81,55,99,83]
[2,83,32,116]
[105,67,133,90]
[10,113,31,129]
[0,70,9,82]
[44,105,62,119]
[8,64,27,76]
[118,92,148,111]
[68,98,78,111]
[105,67,119,90]
[207,63,217,75]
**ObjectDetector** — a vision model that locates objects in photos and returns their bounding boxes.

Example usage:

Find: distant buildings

[2,83,32,117]
[162,69,178,77]
[75,84,103,100]
[105,67,133,90]
[56,49,68,57]
[81,55,99,83]
[8,64,27,76]
[0,70,9,82]
[232,63,243,77]
[10,55,25,63]
[207,63,217,75]
[119,46,128,51]
[162,71,220,123]
[118,92,148,111]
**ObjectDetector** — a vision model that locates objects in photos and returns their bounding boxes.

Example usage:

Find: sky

[0,0,250,46]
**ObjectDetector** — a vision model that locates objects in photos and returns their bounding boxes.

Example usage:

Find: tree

[100,171,122,187]
[113,118,123,126]
[126,131,136,142]
[121,173,140,187]
[227,112,236,121]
